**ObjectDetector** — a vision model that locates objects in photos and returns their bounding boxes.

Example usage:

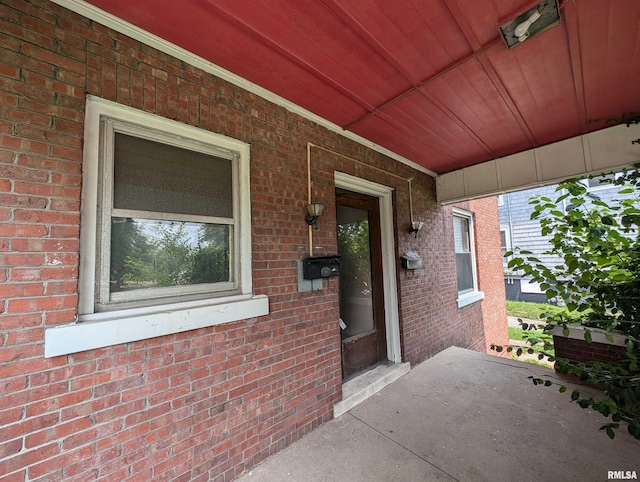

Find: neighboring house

[498,175,633,303]
[0,2,508,480]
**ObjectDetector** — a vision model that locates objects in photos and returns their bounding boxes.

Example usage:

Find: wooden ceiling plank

[476,54,537,146]
[560,0,588,133]
[322,0,497,156]
[345,37,502,130]
[442,0,483,50]
[319,0,421,86]
[198,0,378,112]
[444,0,537,147]
[418,88,497,158]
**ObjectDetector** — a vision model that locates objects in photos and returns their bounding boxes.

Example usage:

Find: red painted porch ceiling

[85,0,640,175]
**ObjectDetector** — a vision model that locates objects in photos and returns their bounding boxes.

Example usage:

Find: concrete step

[333,362,410,418]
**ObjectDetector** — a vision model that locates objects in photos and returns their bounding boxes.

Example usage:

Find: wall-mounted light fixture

[499,0,559,49]
[407,178,423,238]
[305,203,324,230]
[409,221,424,238]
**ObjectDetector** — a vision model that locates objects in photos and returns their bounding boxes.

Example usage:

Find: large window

[453,209,483,308]
[97,124,237,309]
[44,96,268,357]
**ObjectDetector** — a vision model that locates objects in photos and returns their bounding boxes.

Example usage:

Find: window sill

[456,291,484,308]
[44,294,269,358]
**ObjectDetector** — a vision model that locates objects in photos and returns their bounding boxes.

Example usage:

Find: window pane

[110,218,230,292]
[113,133,233,217]
[456,252,474,292]
[337,206,374,339]
[453,216,470,253]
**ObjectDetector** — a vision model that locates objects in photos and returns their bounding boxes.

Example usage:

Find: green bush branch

[494,163,640,440]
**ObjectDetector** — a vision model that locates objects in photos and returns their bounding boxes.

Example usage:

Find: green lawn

[508,326,555,357]
[502,302,558,364]
[508,326,552,343]
[506,300,582,321]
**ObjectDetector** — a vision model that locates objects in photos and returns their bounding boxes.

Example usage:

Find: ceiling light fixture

[499,0,560,49]
[514,9,541,42]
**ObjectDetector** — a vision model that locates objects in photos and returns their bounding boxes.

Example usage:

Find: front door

[336,188,386,380]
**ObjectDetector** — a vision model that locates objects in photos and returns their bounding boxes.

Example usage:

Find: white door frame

[334,172,402,364]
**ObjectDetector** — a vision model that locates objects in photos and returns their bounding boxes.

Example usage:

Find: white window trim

[96,119,239,308]
[44,96,268,357]
[579,172,622,192]
[453,208,484,308]
[499,225,511,267]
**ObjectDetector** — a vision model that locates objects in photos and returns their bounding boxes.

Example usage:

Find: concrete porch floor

[237,347,639,482]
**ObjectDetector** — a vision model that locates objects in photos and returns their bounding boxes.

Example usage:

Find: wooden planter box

[550,325,628,365]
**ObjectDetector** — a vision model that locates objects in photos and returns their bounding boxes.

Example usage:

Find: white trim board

[45,295,269,357]
[437,123,640,204]
[50,0,435,178]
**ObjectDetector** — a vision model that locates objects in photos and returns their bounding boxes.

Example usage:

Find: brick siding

[470,197,510,352]
[553,336,627,365]
[0,1,506,480]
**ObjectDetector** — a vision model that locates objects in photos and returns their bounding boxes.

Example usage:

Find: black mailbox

[303,256,340,280]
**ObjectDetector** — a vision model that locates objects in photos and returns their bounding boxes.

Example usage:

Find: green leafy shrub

[493,164,640,440]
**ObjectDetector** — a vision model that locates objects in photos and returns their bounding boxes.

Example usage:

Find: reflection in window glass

[110,218,230,292]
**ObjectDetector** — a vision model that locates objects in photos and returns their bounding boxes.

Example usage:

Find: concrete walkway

[237,347,639,482]
[507,315,543,328]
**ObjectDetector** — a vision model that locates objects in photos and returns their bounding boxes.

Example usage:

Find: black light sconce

[407,178,423,238]
[409,221,424,238]
[305,203,324,229]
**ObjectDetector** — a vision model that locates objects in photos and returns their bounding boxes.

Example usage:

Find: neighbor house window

[452,209,483,308]
[44,96,268,357]
[579,173,620,191]
[499,226,511,267]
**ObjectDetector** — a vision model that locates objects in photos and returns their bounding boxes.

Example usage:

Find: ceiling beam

[561,0,588,133]
[319,0,422,86]
[344,37,502,129]
[436,122,640,204]
[342,0,544,153]
[443,0,537,146]
[51,0,436,177]
[320,0,498,158]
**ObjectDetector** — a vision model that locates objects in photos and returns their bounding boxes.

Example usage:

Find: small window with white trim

[453,209,484,307]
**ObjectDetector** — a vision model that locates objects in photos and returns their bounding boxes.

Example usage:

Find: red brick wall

[0,1,505,480]
[553,336,627,365]
[470,197,509,352]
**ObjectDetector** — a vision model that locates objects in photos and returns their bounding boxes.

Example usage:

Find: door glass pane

[337,206,374,339]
